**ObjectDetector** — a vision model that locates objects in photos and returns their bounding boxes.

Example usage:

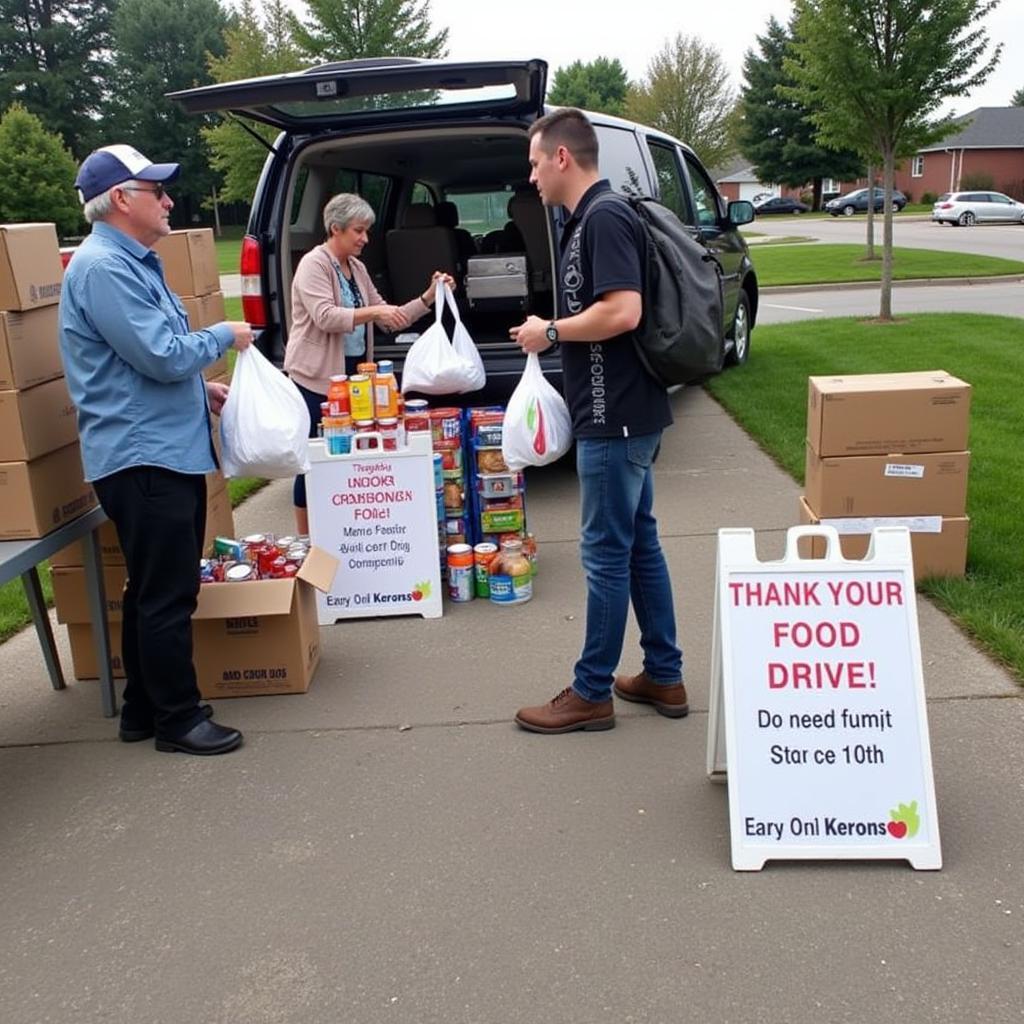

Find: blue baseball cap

[75,144,180,203]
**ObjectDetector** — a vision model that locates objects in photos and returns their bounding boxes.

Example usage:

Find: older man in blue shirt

[60,144,253,755]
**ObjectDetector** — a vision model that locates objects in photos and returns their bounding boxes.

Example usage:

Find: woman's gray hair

[83,187,116,225]
[323,193,375,235]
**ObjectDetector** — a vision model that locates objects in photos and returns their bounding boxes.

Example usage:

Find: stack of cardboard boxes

[798,370,972,579]
[0,223,96,541]
[50,227,236,680]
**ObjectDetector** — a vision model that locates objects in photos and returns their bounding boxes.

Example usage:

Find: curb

[760,275,1024,295]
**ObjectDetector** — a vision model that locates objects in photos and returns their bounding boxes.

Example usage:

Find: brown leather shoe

[515,687,615,734]
[613,671,689,718]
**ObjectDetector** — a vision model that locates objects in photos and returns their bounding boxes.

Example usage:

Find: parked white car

[932,190,1024,226]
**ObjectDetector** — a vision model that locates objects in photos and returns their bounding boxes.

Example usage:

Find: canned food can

[225,562,256,582]
[404,398,430,433]
[377,417,399,450]
[349,374,374,420]
[213,536,243,560]
[429,407,462,443]
[473,542,498,598]
[432,451,443,490]
[447,543,474,602]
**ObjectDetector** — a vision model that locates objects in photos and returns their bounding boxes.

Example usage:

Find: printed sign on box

[306,433,442,621]
[707,525,941,871]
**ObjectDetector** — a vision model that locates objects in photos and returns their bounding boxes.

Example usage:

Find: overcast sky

[424,0,1021,115]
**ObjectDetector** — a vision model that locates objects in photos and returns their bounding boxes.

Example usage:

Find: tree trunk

[864,163,875,260]
[879,148,895,321]
[211,188,222,237]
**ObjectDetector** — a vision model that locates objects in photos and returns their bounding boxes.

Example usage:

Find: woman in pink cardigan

[285,192,454,533]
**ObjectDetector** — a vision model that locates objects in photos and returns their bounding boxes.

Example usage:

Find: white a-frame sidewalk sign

[706,525,941,871]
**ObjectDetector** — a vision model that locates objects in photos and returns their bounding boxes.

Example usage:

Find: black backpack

[582,193,725,386]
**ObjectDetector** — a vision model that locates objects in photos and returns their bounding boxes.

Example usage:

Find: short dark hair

[528,108,599,170]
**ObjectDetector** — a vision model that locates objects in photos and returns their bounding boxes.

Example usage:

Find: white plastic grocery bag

[445,283,486,392]
[501,352,573,470]
[400,282,481,395]
[219,345,311,478]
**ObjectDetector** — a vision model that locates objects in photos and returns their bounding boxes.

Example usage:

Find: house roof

[711,155,757,182]
[919,107,1024,152]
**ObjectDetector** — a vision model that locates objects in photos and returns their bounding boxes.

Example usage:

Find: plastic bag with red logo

[501,352,573,470]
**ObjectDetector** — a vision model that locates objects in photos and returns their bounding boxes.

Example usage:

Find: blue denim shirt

[59,222,235,482]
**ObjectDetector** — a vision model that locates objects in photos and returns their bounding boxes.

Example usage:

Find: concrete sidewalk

[1,388,1022,1024]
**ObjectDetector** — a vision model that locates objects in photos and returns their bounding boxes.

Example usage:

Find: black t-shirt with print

[557,180,672,438]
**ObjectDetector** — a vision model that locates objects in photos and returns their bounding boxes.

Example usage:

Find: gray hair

[323,193,375,235]
[83,187,116,224]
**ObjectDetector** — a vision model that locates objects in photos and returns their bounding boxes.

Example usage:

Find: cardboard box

[50,519,125,568]
[51,564,127,623]
[67,622,125,680]
[0,306,63,390]
[0,376,77,461]
[797,495,968,580]
[807,371,971,457]
[0,442,96,540]
[0,223,63,311]
[154,229,219,298]
[191,547,338,698]
[203,485,234,554]
[804,446,970,518]
[181,290,226,329]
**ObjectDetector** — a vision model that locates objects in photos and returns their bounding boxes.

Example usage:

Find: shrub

[960,171,995,191]
[921,191,938,204]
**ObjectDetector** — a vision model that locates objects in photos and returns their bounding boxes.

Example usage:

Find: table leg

[82,528,118,719]
[22,567,66,691]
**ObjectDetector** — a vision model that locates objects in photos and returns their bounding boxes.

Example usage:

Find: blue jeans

[572,432,683,703]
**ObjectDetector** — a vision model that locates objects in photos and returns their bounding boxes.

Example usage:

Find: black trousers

[93,467,207,737]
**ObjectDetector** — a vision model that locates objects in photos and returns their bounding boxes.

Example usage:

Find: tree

[739,17,862,211]
[289,0,448,63]
[204,0,302,206]
[625,34,738,171]
[0,0,116,156]
[1012,86,1024,106]
[107,0,229,225]
[787,0,1002,321]
[0,103,81,236]
[548,58,629,116]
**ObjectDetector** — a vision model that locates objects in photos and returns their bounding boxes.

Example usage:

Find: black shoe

[120,703,214,744]
[154,719,243,755]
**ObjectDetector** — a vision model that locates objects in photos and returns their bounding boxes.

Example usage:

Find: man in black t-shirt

[510,108,686,733]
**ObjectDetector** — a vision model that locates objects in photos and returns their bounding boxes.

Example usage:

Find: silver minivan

[932,190,1024,226]
[170,58,759,394]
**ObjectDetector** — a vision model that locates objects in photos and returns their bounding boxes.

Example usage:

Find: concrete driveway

[2,388,1022,1023]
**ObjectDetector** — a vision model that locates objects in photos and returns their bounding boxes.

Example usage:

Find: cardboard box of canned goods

[191,546,339,698]
[0,306,63,390]
[797,495,968,581]
[154,229,219,298]
[0,441,96,540]
[0,223,64,312]
[807,370,971,458]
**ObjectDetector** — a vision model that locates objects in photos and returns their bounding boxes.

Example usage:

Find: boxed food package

[804,446,970,518]
[797,495,968,581]
[181,289,226,329]
[0,306,63,390]
[202,485,235,554]
[0,376,78,461]
[67,622,125,680]
[807,371,971,457]
[0,223,63,311]
[191,547,338,698]
[154,229,218,298]
[51,563,127,623]
[50,518,124,568]
[0,442,96,540]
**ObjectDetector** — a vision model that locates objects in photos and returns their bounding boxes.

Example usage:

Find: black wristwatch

[545,321,559,349]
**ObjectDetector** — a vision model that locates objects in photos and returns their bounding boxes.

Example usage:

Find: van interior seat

[385,203,460,304]
[507,189,552,291]
[435,201,478,269]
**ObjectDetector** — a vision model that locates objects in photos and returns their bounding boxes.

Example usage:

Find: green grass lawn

[752,244,1024,287]
[705,312,1024,684]
[214,226,246,275]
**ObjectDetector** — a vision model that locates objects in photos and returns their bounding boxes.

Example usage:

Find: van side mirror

[728,200,755,226]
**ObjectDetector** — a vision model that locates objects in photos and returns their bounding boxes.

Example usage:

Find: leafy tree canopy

[1012,86,1024,106]
[548,58,629,116]
[0,102,81,236]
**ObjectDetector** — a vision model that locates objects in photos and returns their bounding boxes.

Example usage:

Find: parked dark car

[169,58,758,395]
[825,187,907,216]
[753,196,809,215]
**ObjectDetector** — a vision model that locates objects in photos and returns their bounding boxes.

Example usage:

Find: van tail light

[239,235,267,327]
[938,203,954,209]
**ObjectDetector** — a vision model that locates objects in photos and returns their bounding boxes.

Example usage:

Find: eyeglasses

[121,184,168,200]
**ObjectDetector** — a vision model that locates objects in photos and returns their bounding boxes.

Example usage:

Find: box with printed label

[153,229,219,298]
[203,485,234,554]
[191,546,338,698]
[0,442,96,540]
[804,446,970,518]
[67,622,126,680]
[0,306,62,390]
[797,495,968,581]
[0,376,78,461]
[807,371,971,458]
[50,519,125,568]
[51,564,127,623]
[0,223,63,311]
